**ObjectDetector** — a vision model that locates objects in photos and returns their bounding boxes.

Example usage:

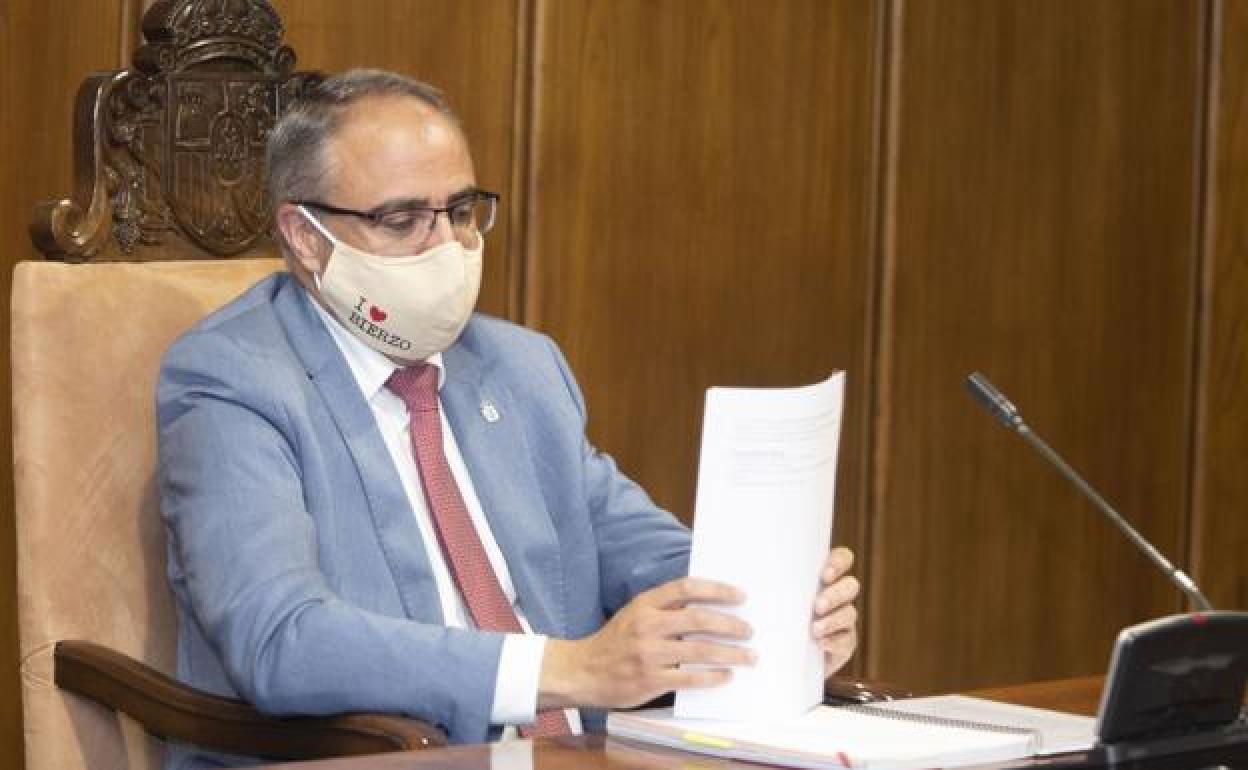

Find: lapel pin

[480,399,500,423]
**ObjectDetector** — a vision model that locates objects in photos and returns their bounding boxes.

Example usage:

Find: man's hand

[538,577,753,710]
[813,546,859,676]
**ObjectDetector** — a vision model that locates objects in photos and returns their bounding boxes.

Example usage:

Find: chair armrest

[54,640,447,760]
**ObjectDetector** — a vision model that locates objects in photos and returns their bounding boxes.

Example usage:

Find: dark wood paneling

[7,3,1246,762]
[1,3,133,766]
[1192,1,1248,610]
[270,0,524,319]
[526,0,882,604]
[870,0,1205,690]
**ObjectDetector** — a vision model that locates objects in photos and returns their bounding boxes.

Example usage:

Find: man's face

[280,95,478,274]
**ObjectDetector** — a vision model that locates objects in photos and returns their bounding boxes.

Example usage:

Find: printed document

[675,372,845,720]
[609,696,1095,770]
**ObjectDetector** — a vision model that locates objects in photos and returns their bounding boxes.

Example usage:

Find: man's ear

[275,204,327,276]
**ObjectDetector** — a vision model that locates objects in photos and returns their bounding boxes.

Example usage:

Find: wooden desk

[255,676,1114,770]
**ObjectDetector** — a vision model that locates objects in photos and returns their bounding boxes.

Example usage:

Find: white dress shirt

[312,301,580,735]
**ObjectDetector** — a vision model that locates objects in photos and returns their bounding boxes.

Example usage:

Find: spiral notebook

[608,695,1095,770]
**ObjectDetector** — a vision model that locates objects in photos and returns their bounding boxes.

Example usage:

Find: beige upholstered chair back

[12,258,281,770]
[17,4,311,763]
[8,3,444,767]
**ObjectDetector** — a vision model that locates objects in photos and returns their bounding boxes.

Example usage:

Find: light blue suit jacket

[157,273,691,767]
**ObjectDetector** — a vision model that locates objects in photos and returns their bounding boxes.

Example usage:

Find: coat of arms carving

[32,0,321,261]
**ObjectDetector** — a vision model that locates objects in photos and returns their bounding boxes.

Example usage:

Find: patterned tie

[386,364,572,737]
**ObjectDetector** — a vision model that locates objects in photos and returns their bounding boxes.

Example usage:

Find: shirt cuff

[490,633,547,726]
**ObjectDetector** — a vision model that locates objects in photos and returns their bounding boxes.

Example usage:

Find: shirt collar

[309,293,446,401]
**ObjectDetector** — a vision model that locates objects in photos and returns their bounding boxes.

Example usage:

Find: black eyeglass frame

[293,190,500,236]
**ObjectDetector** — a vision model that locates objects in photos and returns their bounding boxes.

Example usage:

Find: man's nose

[426,210,457,247]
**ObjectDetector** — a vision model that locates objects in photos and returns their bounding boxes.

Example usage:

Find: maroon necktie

[386,364,572,737]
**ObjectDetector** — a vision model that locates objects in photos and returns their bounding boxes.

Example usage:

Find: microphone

[964,371,1213,612]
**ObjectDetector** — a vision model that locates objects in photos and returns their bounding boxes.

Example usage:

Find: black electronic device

[1093,612,1248,763]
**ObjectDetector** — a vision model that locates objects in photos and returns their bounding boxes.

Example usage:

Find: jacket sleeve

[540,336,692,615]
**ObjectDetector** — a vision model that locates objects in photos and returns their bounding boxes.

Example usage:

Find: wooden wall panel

[270,0,524,319]
[1,3,135,766]
[4,2,1246,763]
[1192,1,1248,610]
[526,0,882,596]
[869,0,1205,691]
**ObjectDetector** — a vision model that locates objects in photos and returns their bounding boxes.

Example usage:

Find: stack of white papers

[676,373,846,721]
[609,697,1096,770]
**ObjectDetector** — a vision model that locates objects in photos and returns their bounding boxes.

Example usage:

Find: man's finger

[666,606,753,640]
[814,575,860,615]
[660,666,735,692]
[647,576,745,609]
[822,631,857,676]
[632,605,751,643]
[656,637,756,668]
[821,626,858,658]
[821,547,855,583]
[812,603,858,639]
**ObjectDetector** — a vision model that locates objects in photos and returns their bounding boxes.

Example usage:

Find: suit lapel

[441,343,567,638]
[272,277,443,624]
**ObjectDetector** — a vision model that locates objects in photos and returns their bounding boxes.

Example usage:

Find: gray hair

[266,69,458,216]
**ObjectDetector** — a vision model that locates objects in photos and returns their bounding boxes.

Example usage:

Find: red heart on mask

[369,306,388,323]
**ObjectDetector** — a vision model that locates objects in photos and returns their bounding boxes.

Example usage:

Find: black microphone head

[964,371,1026,432]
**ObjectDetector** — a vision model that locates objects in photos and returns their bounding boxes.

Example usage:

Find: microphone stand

[963,371,1212,611]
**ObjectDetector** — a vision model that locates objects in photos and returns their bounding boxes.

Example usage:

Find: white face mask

[299,206,482,363]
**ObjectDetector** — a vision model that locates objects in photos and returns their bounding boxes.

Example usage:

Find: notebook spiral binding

[832,703,1039,738]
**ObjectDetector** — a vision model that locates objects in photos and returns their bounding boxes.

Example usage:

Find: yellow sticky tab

[682,731,734,749]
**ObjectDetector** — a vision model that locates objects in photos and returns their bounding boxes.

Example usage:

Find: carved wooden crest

[31,0,321,261]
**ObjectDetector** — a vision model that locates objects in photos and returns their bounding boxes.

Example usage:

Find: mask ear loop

[297,205,338,291]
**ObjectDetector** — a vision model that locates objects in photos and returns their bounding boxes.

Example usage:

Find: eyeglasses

[295,190,499,246]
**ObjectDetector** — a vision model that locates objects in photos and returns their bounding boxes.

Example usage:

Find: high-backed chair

[13,2,445,768]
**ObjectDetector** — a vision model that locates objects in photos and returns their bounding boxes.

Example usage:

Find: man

[158,69,859,768]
